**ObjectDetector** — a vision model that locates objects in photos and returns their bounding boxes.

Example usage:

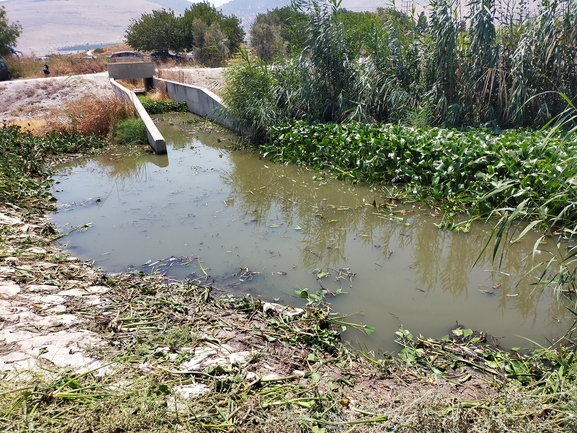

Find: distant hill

[3,0,162,55]
[149,0,192,13]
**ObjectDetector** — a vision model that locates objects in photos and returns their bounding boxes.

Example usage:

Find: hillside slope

[3,0,164,56]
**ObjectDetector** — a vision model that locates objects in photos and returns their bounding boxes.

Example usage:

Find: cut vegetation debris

[2,203,577,432]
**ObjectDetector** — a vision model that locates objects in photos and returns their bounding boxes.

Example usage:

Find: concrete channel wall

[153,78,238,132]
[109,79,167,155]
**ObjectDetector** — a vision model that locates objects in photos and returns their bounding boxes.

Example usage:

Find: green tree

[250,13,283,61]
[249,7,308,60]
[270,7,308,55]
[125,9,184,56]
[181,2,244,65]
[0,6,22,57]
[191,18,230,67]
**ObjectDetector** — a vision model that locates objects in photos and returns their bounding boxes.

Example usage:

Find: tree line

[125,1,245,67]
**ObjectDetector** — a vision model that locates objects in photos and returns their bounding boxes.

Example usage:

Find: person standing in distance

[43,64,50,75]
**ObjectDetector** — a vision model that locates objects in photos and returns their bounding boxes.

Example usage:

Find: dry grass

[41,95,136,136]
[116,78,144,91]
[146,82,170,101]
[4,43,138,80]
[8,119,50,134]
[7,54,107,79]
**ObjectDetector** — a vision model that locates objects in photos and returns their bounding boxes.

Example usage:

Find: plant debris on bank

[2,115,577,432]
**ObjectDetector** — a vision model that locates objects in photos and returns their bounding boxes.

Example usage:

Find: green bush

[112,118,147,145]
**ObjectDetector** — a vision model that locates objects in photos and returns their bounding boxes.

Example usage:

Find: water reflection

[50,113,573,353]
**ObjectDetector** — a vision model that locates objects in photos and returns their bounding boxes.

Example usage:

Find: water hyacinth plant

[263,121,577,228]
[0,124,105,214]
[222,0,577,296]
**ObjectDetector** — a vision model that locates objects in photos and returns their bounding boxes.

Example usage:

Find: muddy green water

[50,113,573,353]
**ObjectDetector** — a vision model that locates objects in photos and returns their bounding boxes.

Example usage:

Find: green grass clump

[112,118,148,145]
[137,95,188,114]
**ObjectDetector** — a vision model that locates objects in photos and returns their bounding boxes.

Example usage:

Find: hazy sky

[188,0,230,8]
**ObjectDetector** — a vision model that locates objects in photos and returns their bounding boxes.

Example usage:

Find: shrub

[42,95,136,136]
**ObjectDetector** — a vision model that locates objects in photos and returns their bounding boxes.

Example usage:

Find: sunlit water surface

[50,113,573,353]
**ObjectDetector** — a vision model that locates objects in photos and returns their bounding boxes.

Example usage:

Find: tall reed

[224,0,577,133]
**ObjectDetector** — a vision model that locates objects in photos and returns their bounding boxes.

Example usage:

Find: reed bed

[223,0,577,134]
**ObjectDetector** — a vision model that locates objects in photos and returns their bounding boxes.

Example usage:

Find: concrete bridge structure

[107,62,238,156]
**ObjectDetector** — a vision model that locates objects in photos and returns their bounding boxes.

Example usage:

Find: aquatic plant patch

[112,117,147,145]
[0,124,105,214]
[263,121,577,230]
[137,95,188,114]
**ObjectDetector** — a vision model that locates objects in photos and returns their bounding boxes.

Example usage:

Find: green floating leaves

[295,288,309,299]
[363,325,375,335]
[138,96,188,114]
[263,120,577,231]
